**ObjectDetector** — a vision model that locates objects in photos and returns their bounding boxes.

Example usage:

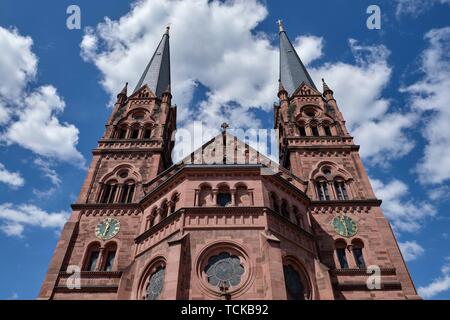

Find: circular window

[144,266,165,300]
[205,252,244,289]
[322,167,332,177]
[118,170,128,179]
[196,242,254,298]
[303,107,316,117]
[132,112,145,120]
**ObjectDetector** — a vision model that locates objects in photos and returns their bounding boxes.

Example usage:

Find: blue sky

[0,0,450,299]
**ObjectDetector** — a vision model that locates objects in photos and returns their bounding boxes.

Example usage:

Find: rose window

[204,252,244,288]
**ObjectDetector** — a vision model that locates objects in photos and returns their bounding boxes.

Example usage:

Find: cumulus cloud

[310,40,416,164]
[402,27,450,184]
[418,256,450,299]
[0,26,37,103]
[395,0,450,17]
[0,203,69,237]
[371,178,436,232]
[3,86,84,165]
[0,26,84,166]
[399,241,425,261]
[0,162,24,188]
[80,0,412,165]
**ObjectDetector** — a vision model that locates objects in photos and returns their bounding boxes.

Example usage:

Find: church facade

[38,23,420,300]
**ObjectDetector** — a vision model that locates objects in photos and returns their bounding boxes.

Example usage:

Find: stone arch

[309,161,353,181]
[282,256,313,300]
[137,256,167,300]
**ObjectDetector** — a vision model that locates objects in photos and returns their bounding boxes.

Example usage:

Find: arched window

[130,126,140,139]
[101,243,117,271]
[323,124,332,136]
[217,185,232,207]
[352,240,366,269]
[115,126,127,139]
[144,265,166,300]
[149,208,157,228]
[334,180,348,200]
[283,264,309,300]
[84,242,101,271]
[292,206,303,227]
[236,185,250,206]
[119,181,135,203]
[280,199,289,218]
[297,122,307,136]
[311,124,319,137]
[335,240,349,269]
[143,126,152,139]
[270,192,280,213]
[170,193,179,214]
[160,201,169,219]
[99,181,118,204]
[315,180,330,201]
[198,185,212,207]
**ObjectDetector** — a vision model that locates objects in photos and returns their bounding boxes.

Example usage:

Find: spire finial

[165,24,171,35]
[322,78,332,94]
[277,19,285,33]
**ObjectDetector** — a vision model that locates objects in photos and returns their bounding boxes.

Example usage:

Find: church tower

[39,23,420,300]
[274,21,419,299]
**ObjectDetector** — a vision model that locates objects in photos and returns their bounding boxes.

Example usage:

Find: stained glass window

[205,252,244,289]
[145,266,165,300]
[283,265,305,300]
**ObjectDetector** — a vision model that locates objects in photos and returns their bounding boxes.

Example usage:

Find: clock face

[332,215,357,237]
[95,218,120,240]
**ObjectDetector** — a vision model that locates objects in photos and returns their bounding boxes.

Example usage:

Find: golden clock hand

[102,222,110,236]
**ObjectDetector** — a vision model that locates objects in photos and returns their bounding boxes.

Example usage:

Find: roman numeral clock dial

[95,218,120,240]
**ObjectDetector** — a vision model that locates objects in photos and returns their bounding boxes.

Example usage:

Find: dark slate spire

[133,26,171,97]
[277,20,317,95]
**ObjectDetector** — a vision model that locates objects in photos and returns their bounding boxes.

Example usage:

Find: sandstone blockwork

[39,25,420,300]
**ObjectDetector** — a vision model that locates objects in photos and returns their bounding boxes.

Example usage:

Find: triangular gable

[179,131,280,175]
[128,84,157,99]
[292,81,322,97]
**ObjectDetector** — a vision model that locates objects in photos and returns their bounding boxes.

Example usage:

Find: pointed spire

[133,26,171,97]
[116,82,128,104]
[119,82,128,96]
[278,20,317,95]
[322,78,332,94]
[277,79,287,98]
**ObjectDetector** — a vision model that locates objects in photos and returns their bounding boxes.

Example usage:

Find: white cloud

[371,178,436,232]
[0,26,84,166]
[0,162,24,188]
[399,241,425,261]
[33,158,61,186]
[418,257,450,299]
[0,202,69,237]
[80,0,325,155]
[395,0,450,17]
[3,86,84,165]
[402,27,450,184]
[310,40,416,164]
[0,26,37,102]
[81,0,411,165]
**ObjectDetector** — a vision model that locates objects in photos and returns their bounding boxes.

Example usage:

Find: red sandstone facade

[38,24,420,300]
